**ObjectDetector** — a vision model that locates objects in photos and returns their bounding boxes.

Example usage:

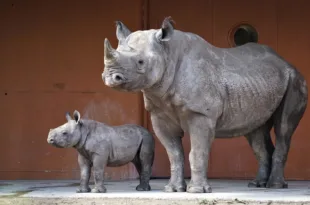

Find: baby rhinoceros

[47,110,155,193]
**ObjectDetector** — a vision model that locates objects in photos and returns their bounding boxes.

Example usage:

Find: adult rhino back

[215,43,292,137]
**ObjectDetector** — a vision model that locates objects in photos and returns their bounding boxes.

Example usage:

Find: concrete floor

[1,179,310,205]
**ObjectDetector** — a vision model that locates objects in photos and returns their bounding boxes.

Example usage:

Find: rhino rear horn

[104,38,116,62]
[115,21,131,42]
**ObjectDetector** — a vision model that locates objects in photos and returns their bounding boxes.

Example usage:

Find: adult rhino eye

[62,131,67,135]
[138,60,144,65]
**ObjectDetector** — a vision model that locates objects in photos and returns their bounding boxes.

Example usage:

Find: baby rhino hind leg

[132,131,155,191]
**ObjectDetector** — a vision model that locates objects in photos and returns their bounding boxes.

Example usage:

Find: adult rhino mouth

[103,73,126,88]
[104,77,142,93]
[102,71,143,92]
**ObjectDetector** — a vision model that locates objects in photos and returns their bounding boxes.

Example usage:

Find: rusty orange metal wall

[0,0,144,180]
[1,0,310,181]
[148,0,310,180]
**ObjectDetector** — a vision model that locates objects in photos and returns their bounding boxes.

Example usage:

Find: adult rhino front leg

[151,112,186,192]
[187,115,216,193]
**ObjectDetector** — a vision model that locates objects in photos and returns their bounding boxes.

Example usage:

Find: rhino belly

[107,146,139,167]
[215,71,288,138]
[107,136,141,167]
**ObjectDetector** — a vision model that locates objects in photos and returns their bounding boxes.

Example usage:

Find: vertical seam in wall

[209,0,214,173]
[140,0,149,129]
[211,0,214,44]
[276,0,279,52]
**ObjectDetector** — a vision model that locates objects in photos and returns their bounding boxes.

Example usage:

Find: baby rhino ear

[155,16,175,42]
[73,110,81,124]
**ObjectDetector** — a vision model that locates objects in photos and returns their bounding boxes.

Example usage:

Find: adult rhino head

[102,17,175,92]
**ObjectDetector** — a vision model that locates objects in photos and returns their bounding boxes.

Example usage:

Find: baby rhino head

[47,110,82,148]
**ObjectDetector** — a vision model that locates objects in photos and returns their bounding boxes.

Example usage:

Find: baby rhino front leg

[76,153,91,193]
[91,155,108,193]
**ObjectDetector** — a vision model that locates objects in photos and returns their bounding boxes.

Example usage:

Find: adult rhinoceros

[102,17,308,193]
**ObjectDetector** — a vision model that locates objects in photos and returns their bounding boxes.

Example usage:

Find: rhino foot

[76,187,91,193]
[136,183,151,191]
[164,181,187,192]
[186,181,212,193]
[248,179,267,188]
[91,186,107,193]
[266,180,288,189]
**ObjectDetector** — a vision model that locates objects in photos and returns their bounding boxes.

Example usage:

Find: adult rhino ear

[155,16,175,42]
[115,21,131,43]
[73,110,81,124]
[65,112,72,122]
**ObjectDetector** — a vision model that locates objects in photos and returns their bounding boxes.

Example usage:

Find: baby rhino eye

[62,131,67,135]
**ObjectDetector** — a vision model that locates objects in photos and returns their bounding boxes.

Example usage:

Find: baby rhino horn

[104,38,116,62]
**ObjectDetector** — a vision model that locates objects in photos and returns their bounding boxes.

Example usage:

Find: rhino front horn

[104,38,116,62]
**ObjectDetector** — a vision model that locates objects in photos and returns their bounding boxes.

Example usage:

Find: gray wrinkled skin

[102,17,308,193]
[47,110,155,193]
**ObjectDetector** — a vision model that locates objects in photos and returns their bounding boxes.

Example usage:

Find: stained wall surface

[0,0,144,180]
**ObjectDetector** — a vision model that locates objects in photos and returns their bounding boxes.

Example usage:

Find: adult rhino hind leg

[246,120,274,188]
[267,72,308,189]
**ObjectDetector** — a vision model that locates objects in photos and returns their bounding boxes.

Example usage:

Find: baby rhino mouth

[52,143,64,148]
[47,138,65,148]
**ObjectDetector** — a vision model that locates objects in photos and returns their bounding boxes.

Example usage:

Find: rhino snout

[104,73,125,87]
[47,135,64,148]
[113,73,124,82]
[47,132,55,144]
[47,130,57,145]
[47,138,54,144]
